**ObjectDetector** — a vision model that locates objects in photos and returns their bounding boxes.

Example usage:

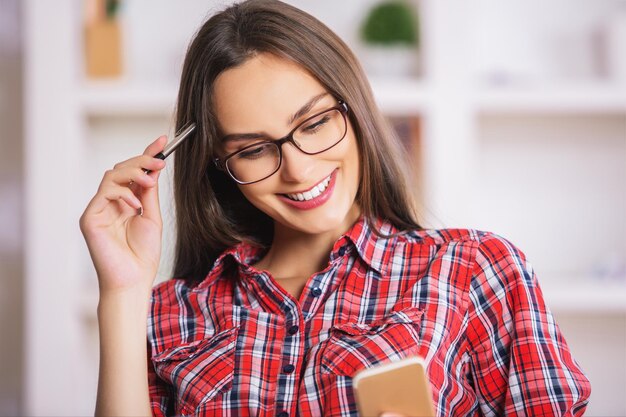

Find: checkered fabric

[147,217,590,416]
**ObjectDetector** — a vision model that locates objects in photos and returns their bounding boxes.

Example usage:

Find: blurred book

[388,115,425,219]
[84,0,123,78]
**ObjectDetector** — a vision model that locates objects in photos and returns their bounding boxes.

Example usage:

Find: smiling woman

[170,2,420,284]
[211,54,361,241]
[78,0,591,416]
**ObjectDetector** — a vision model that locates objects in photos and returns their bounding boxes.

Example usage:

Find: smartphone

[353,356,435,417]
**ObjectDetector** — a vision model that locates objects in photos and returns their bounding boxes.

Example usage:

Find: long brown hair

[172,0,421,282]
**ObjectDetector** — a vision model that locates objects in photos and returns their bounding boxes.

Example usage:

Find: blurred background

[1,0,625,415]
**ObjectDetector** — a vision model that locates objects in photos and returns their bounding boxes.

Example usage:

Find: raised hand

[80,135,168,295]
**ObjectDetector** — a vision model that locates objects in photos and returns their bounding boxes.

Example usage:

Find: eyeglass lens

[225,108,346,183]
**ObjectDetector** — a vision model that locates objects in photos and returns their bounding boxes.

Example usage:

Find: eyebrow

[221,92,329,143]
[287,92,329,125]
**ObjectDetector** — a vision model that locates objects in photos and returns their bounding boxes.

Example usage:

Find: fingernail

[137,206,143,216]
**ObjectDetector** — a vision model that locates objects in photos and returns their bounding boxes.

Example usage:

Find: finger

[133,135,167,219]
[137,136,168,221]
[144,135,168,157]
[110,155,167,179]
[136,166,162,222]
[86,184,143,216]
[102,161,165,189]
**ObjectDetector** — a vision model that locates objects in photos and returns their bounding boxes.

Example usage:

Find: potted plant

[359,1,420,77]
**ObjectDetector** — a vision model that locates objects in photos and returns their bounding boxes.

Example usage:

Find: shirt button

[277,412,289,417]
[338,246,346,256]
[311,287,322,297]
[282,364,295,373]
[287,325,299,335]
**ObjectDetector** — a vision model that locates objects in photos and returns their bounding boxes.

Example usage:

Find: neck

[254,206,361,284]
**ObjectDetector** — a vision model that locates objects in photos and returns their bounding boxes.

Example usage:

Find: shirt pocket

[151,326,239,415]
[320,307,424,377]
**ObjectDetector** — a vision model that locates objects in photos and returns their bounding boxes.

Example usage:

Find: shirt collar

[193,215,401,291]
[338,215,401,275]
[192,242,265,292]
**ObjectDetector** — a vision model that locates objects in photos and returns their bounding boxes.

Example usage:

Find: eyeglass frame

[213,100,349,185]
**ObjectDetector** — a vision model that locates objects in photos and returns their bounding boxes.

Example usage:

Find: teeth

[286,174,331,202]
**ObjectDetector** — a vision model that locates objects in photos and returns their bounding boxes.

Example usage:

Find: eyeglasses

[214,101,349,184]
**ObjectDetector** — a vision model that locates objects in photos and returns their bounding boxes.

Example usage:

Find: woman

[79,1,591,416]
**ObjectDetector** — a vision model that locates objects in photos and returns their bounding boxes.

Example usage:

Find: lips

[278,169,337,210]
[284,173,332,202]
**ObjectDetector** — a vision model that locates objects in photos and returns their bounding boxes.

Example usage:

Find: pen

[144,122,196,174]
[156,122,197,160]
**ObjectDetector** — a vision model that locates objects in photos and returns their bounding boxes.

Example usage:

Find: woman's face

[213,53,361,237]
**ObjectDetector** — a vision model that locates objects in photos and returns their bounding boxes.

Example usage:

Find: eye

[301,114,331,134]
[235,143,275,160]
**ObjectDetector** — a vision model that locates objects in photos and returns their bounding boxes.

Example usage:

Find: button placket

[275,308,303,417]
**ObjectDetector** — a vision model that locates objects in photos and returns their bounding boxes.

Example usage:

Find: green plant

[106,0,120,19]
[360,1,419,46]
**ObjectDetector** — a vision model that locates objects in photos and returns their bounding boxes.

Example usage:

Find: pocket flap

[332,306,424,336]
[152,326,239,363]
[321,307,425,377]
[151,327,240,413]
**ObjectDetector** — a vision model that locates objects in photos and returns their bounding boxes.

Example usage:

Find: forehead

[212,53,327,133]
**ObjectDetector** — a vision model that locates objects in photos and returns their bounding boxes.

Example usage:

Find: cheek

[331,124,359,164]
[237,182,275,208]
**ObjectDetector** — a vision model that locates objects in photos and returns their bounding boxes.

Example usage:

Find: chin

[277,201,359,236]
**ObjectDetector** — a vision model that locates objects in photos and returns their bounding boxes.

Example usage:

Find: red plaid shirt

[147,217,591,416]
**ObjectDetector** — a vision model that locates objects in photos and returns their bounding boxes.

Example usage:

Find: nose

[279,141,315,183]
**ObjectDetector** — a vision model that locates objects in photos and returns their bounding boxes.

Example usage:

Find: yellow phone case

[353,356,435,417]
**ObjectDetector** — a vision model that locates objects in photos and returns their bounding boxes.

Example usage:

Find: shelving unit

[74,78,626,316]
[78,81,178,116]
[473,81,626,114]
[24,0,625,415]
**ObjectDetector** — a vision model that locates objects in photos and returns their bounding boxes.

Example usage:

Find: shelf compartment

[474,81,626,114]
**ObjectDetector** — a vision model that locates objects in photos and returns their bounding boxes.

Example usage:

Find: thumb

[139,135,167,221]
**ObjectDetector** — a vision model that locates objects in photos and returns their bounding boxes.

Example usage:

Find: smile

[278,169,338,210]
[284,173,332,202]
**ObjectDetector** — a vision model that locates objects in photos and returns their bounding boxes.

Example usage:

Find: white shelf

[77,77,432,117]
[541,279,626,314]
[77,79,626,117]
[474,81,626,114]
[77,81,178,116]
[368,77,431,115]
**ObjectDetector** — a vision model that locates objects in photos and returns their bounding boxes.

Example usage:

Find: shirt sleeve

[147,282,177,416]
[147,341,175,417]
[466,233,591,416]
